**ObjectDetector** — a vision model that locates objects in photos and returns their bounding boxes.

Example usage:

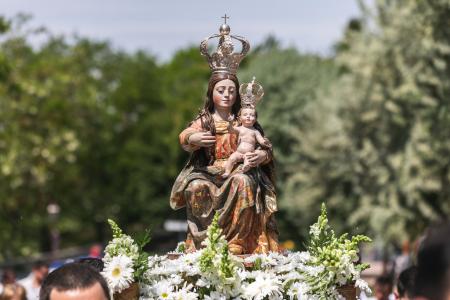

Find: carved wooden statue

[170,18,280,255]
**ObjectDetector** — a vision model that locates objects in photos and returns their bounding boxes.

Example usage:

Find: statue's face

[240,108,256,127]
[213,79,236,110]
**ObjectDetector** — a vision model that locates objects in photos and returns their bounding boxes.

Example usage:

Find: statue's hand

[188,131,216,147]
[244,150,268,167]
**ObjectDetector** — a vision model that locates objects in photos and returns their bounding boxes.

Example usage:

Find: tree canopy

[280,0,450,242]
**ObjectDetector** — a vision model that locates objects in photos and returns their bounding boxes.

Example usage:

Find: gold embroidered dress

[170,118,279,254]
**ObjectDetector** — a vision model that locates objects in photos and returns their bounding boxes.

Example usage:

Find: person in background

[1,268,27,300]
[0,283,27,300]
[394,241,412,277]
[88,244,103,259]
[19,261,49,300]
[39,263,110,300]
[394,266,417,300]
[414,222,450,300]
[374,275,395,300]
[1,269,17,285]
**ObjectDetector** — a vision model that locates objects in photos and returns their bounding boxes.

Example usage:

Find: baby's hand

[263,138,272,148]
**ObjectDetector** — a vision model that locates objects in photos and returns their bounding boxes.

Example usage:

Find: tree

[0,16,174,258]
[283,0,450,243]
[0,16,122,257]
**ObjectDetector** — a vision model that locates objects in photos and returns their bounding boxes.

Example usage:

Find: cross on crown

[199,16,250,75]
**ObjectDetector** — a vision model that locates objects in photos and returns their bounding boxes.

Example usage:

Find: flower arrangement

[302,203,372,298]
[139,204,372,299]
[102,219,151,294]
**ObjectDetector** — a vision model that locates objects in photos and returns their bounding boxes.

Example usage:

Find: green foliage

[281,0,450,244]
[199,213,223,273]
[160,46,211,167]
[304,203,371,298]
[108,219,123,239]
[219,244,234,279]
[135,227,152,252]
[105,219,151,282]
[134,226,152,280]
[334,0,450,240]
[308,204,371,265]
[0,17,127,258]
[175,241,186,253]
[0,15,199,260]
[199,212,238,284]
[0,16,10,33]
[252,257,263,270]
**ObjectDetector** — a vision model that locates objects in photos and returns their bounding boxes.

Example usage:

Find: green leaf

[107,219,123,238]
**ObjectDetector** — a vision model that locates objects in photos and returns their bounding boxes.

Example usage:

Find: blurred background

[0,0,449,287]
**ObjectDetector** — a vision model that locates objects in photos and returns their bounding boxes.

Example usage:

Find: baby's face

[240,108,256,127]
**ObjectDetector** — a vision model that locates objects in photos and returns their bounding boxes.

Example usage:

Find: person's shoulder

[190,117,205,128]
[183,117,204,133]
[18,274,32,286]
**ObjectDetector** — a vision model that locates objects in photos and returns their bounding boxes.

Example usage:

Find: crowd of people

[361,222,450,300]
[0,222,449,300]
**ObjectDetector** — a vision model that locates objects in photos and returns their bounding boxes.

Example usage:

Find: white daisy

[204,291,227,300]
[243,272,282,300]
[286,281,310,300]
[171,289,198,300]
[154,280,174,300]
[102,255,134,293]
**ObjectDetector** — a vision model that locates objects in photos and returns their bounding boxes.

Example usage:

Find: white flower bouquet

[102,219,151,296]
[139,204,372,300]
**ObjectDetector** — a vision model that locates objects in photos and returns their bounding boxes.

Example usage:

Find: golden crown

[240,76,264,109]
[200,15,250,75]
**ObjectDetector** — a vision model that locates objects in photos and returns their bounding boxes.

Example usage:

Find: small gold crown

[240,76,264,109]
[200,15,250,75]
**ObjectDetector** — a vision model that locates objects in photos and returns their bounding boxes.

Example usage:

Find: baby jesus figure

[222,107,271,178]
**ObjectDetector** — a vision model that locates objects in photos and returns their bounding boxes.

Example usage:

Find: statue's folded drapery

[170,118,279,254]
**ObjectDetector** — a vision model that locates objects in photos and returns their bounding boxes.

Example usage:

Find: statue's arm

[255,148,272,165]
[248,131,273,166]
[255,131,272,149]
[227,119,240,135]
[245,147,272,167]
[179,119,203,152]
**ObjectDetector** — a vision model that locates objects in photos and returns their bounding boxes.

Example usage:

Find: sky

[1,0,361,61]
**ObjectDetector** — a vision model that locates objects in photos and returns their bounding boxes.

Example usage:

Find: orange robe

[170,118,279,254]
